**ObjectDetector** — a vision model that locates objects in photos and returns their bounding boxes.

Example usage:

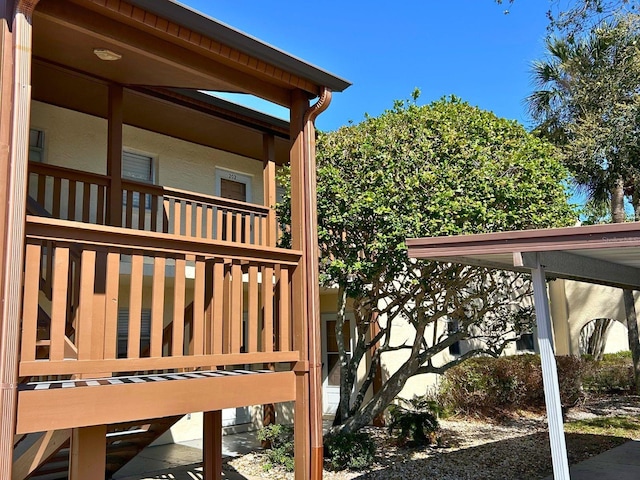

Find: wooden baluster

[44,240,54,298]
[225,210,233,242]
[172,257,186,356]
[235,212,243,244]
[150,195,158,232]
[222,262,232,354]
[68,180,77,221]
[138,193,146,230]
[215,207,224,241]
[82,182,91,223]
[37,173,46,207]
[248,264,259,353]
[279,266,291,352]
[125,190,134,228]
[97,185,106,225]
[103,250,120,359]
[212,261,224,355]
[150,256,166,358]
[261,265,274,353]
[193,257,205,356]
[195,204,203,239]
[174,199,182,236]
[163,197,170,233]
[77,250,97,361]
[185,202,193,237]
[128,253,144,359]
[206,205,213,240]
[21,241,41,362]
[230,261,243,354]
[243,214,251,244]
[52,177,61,219]
[259,216,267,246]
[50,245,70,361]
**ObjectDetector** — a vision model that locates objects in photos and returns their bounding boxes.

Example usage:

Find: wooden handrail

[25,216,301,265]
[163,186,270,216]
[28,162,110,186]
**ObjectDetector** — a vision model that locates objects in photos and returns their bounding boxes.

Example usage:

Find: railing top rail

[120,179,164,196]
[162,186,271,215]
[26,216,300,265]
[28,162,110,186]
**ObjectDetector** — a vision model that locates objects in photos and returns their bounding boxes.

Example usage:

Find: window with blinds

[122,151,154,208]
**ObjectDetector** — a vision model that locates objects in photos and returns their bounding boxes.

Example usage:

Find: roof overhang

[406,222,640,290]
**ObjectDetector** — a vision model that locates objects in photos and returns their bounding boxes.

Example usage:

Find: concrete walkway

[115,434,640,480]
[542,440,640,480]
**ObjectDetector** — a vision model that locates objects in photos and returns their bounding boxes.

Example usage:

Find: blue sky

[185,1,553,132]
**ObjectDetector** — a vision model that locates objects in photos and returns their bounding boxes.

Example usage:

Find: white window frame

[29,127,46,163]
[215,167,252,203]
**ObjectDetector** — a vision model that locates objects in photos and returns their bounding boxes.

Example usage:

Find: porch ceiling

[406,222,640,290]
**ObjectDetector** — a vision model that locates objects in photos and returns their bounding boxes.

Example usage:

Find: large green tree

[279,96,575,433]
[528,12,640,388]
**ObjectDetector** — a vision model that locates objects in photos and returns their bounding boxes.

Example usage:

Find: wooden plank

[68,180,77,221]
[215,208,223,241]
[125,190,133,228]
[247,264,259,353]
[225,211,233,242]
[137,193,146,230]
[203,411,223,480]
[193,257,205,355]
[37,173,46,206]
[21,242,41,363]
[231,262,243,354]
[195,204,203,238]
[185,202,193,237]
[173,199,182,236]
[77,250,96,361]
[279,267,290,352]
[97,184,106,224]
[262,266,274,353]
[52,177,61,219]
[17,372,297,435]
[172,257,186,356]
[212,261,224,355]
[235,212,243,244]
[20,351,300,377]
[243,214,251,244]
[150,256,166,358]
[206,205,213,240]
[150,195,158,232]
[91,251,108,363]
[82,181,91,223]
[69,425,107,480]
[50,246,70,361]
[12,429,71,480]
[163,198,170,233]
[222,262,231,354]
[128,253,144,359]
[103,250,120,359]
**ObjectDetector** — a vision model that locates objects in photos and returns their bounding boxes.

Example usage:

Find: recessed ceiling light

[93,48,122,61]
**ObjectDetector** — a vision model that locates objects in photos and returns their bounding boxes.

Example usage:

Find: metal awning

[406,221,640,480]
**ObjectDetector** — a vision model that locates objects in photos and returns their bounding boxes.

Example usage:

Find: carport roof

[406,222,640,290]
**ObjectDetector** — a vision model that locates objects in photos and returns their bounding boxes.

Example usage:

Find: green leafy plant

[582,351,634,393]
[387,397,440,447]
[324,431,375,471]
[256,424,294,472]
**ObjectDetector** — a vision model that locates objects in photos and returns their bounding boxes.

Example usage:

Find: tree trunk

[611,179,626,223]
[623,290,640,393]
[584,318,613,361]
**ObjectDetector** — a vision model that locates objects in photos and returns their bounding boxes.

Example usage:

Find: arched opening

[579,318,628,360]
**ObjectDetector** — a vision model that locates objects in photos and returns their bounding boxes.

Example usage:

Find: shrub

[257,424,294,472]
[439,354,585,416]
[387,397,440,446]
[324,431,375,471]
[582,351,634,393]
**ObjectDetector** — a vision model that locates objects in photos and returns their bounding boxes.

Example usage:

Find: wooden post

[531,256,570,480]
[203,410,223,480]
[0,2,38,478]
[263,133,277,247]
[106,84,123,226]
[290,89,310,480]
[69,425,107,480]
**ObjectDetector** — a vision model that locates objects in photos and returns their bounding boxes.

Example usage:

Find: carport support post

[531,257,570,480]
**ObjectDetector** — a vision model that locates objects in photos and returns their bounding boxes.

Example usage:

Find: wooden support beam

[107,83,123,226]
[263,133,277,247]
[203,410,222,480]
[12,429,71,480]
[69,425,107,480]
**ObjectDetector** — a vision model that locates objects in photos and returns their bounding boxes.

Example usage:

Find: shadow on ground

[348,432,628,480]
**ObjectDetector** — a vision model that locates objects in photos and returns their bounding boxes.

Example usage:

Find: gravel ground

[224,395,640,480]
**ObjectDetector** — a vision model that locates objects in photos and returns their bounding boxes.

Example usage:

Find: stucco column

[548,278,571,355]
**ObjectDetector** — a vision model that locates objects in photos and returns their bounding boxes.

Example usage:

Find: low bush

[324,431,375,471]
[256,424,294,472]
[439,354,585,415]
[387,397,440,446]
[582,351,634,393]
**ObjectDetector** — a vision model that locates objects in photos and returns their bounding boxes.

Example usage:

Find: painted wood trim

[16,371,296,434]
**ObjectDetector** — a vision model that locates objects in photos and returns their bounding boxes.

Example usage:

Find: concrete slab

[542,440,640,480]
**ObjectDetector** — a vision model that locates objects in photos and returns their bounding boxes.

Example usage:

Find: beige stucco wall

[30,101,264,202]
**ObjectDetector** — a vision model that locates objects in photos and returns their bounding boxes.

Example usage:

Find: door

[322,313,354,416]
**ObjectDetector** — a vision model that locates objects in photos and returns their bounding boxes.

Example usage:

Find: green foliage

[583,351,635,392]
[387,397,440,447]
[440,355,586,415]
[256,424,294,472]
[323,431,375,471]
[565,415,640,438]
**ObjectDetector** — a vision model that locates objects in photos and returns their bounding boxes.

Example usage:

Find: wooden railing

[28,163,273,246]
[20,216,301,378]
